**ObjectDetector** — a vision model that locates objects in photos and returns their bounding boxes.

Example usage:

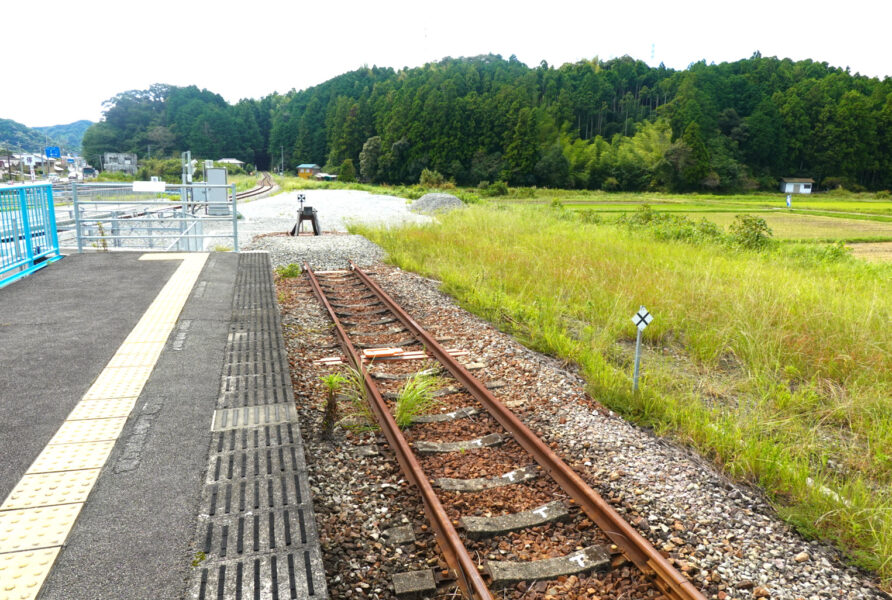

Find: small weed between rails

[338,366,378,432]
[190,551,206,567]
[319,372,346,440]
[393,373,442,428]
[354,202,892,585]
[275,263,302,278]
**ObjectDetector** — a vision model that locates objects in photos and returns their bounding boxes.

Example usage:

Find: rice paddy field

[353,195,892,588]
[531,189,892,259]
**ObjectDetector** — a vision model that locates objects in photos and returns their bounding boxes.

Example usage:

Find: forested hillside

[82,53,892,191]
[33,120,93,152]
[0,118,91,153]
[1,119,56,153]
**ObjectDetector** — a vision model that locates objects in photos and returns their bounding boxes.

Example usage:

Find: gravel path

[202,189,430,250]
[246,233,386,271]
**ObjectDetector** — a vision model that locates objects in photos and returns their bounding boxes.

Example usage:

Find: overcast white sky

[4,0,890,128]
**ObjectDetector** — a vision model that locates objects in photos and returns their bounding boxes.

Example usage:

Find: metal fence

[57,182,239,253]
[1,183,62,288]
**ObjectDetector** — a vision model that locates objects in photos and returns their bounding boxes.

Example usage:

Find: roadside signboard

[45,146,61,159]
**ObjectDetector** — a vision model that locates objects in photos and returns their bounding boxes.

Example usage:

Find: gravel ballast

[246,233,385,271]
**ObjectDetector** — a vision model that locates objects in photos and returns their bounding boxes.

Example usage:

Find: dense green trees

[82,53,892,190]
[82,84,264,169]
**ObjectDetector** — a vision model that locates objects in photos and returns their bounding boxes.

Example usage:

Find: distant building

[297,163,321,179]
[103,152,138,175]
[217,158,245,166]
[314,172,337,181]
[779,178,814,194]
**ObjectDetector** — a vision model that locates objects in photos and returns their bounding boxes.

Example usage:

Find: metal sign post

[631,306,653,393]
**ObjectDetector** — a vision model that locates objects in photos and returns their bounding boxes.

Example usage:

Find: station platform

[0,252,327,600]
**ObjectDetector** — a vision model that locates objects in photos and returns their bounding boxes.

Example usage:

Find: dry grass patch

[850,242,892,262]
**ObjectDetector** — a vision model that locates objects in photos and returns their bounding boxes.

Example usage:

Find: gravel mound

[244,233,384,271]
[410,192,464,214]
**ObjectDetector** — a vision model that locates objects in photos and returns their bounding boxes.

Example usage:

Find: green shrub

[338,159,356,182]
[780,241,853,265]
[729,214,773,249]
[875,190,890,199]
[400,185,427,200]
[478,180,509,197]
[419,168,446,187]
[602,176,620,191]
[453,190,481,204]
[275,263,302,278]
[619,205,724,244]
[95,171,134,182]
[136,158,183,183]
[512,186,538,198]
[578,210,602,224]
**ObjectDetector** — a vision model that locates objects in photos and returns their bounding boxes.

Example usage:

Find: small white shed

[779,178,814,194]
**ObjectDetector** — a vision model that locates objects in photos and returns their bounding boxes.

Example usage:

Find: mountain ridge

[0,118,93,154]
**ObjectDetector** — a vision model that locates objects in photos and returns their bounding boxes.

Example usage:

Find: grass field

[501,189,892,216]
[230,173,262,193]
[270,176,892,250]
[354,203,892,588]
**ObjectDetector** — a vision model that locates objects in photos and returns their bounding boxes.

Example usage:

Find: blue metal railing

[0,183,62,288]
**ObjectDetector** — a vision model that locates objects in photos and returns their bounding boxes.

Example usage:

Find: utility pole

[280,145,284,175]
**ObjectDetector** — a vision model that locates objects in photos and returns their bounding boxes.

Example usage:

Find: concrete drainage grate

[187,253,327,599]
[191,551,323,600]
[211,404,298,431]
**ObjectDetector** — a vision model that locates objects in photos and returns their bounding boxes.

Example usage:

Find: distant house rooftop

[297,163,321,169]
[217,158,245,165]
[780,177,815,183]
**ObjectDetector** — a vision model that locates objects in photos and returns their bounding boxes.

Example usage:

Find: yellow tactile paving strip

[48,417,128,445]
[0,471,101,511]
[67,399,138,421]
[0,548,60,600]
[26,441,118,474]
[0,253,208,600]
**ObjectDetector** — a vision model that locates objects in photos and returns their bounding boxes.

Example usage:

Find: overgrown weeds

[354,203,892,585]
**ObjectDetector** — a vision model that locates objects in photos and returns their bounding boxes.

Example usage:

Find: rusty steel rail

[349,261,706,600]
[304,264,493,600]
[236,173,274,201]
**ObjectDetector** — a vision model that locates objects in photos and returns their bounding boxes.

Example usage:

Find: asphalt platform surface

[0,252,326,599]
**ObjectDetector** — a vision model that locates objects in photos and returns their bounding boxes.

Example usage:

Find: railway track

[236,172,275,201]
[305,262,706,600]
